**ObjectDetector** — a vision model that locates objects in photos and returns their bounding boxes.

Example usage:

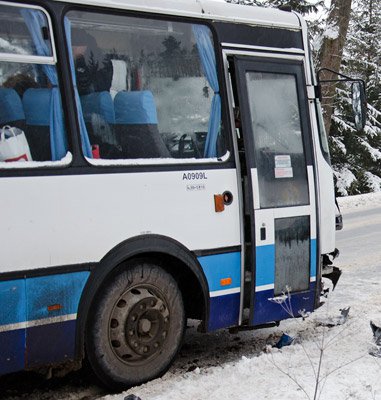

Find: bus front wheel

[86,261,185,390]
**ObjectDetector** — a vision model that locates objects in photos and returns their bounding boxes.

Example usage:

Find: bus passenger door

[232,56,318,325]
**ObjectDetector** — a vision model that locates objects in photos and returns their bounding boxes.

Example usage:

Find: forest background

[226,0,381,196]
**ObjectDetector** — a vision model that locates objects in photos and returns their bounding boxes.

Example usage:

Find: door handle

[260,226,266,241]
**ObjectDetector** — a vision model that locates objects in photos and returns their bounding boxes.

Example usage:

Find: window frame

[0,1,57,65]
[0,1,73,170]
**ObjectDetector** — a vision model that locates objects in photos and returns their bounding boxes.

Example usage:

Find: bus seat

[23,88,52,161]
[81,91,115,125]
[80,91,120,158]
[0,88,26,130]
[114,90,170,158]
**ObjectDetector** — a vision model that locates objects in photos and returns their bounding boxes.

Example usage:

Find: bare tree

[318,0,352,135]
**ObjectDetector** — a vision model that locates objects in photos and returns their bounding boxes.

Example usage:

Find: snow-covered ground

[2,192,381,400]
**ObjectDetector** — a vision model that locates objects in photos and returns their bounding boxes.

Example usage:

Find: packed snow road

[336,207,381,266]
[1,194,381,400]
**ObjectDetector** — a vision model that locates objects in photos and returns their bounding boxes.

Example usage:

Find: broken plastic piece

[370,321,381,346]
[275,333,294,349]
[323,266,342,290]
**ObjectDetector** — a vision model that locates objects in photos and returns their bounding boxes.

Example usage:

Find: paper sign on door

[274,155,293,178]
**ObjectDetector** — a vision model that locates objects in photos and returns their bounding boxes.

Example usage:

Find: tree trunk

[318,0,352,135]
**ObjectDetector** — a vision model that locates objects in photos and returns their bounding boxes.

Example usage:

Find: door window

[245,71,309,208]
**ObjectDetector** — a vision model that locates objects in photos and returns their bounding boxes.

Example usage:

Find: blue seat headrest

[0,88,25,124]
[114,91,158,125]
[80,91,115,124]
[23,88,51,126]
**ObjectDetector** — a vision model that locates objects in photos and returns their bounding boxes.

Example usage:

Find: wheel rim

[108,286,170,365]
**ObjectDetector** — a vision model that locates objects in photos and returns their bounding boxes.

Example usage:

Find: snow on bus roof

[55,0,302,30]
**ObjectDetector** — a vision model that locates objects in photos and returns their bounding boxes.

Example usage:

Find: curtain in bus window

[192,25,221,158]
[64,17,92,158]
[20,9,67,161]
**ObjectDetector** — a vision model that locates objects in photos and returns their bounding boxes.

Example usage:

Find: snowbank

[337,191,381,213]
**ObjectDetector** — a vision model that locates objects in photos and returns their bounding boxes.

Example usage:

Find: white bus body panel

[56,0,301,30]
[0,169,240,272]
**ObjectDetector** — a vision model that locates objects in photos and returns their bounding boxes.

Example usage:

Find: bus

[0,0,365,391]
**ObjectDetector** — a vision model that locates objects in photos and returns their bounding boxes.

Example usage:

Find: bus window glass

[0,5,68,165]
[245,72,309,208]
[0,5,53,57]
[66,11,226,162]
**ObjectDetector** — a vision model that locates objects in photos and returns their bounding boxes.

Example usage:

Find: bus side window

[66,12,228,162]
[0,5,68,165]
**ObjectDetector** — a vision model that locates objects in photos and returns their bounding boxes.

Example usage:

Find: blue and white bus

[0,0,364,390]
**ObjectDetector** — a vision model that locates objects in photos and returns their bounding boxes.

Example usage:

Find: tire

[86,261,185,390]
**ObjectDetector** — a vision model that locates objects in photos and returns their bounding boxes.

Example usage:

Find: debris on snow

[370,321,381,346]
[275,333,294,349]
[315,307,351,328]
[369,321,381,358]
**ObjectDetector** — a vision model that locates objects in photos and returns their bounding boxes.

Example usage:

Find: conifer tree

[225,0,323,15]
[329,0,381,194]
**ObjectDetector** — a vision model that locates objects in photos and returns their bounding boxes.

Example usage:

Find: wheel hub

[108,286,170,364]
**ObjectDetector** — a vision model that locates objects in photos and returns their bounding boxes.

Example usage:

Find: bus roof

[55,0,302,30]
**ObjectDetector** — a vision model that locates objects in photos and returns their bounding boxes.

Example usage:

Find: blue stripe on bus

[0,279,26,325]
[310,239,317,278]
[0,319,78,373]
[198,252,241,292]
[0,329,25,375]
[253,282,316,326]
[0,271,90,326]
[26,319,77,368]
[26,271,90,321]
[208,292,240,331]
[255,244,275,287]
[0,271,90,375]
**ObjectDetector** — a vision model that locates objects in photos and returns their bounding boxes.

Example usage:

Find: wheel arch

[75,234,210,359]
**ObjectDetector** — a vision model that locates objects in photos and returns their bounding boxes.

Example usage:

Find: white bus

[0,0,365,390]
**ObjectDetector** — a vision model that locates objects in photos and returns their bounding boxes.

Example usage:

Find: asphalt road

[336,207,381,267]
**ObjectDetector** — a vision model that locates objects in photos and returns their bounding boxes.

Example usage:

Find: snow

[331,136,347,155]
[337,191,381,211]
[85,151,230,166]
[334,167,357,196]
[364,173,381,193]
[323,25,340,40]
[360,140,381,162]
[0,152,73,169]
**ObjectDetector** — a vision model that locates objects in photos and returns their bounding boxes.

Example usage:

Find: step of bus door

[114,90,170,159]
